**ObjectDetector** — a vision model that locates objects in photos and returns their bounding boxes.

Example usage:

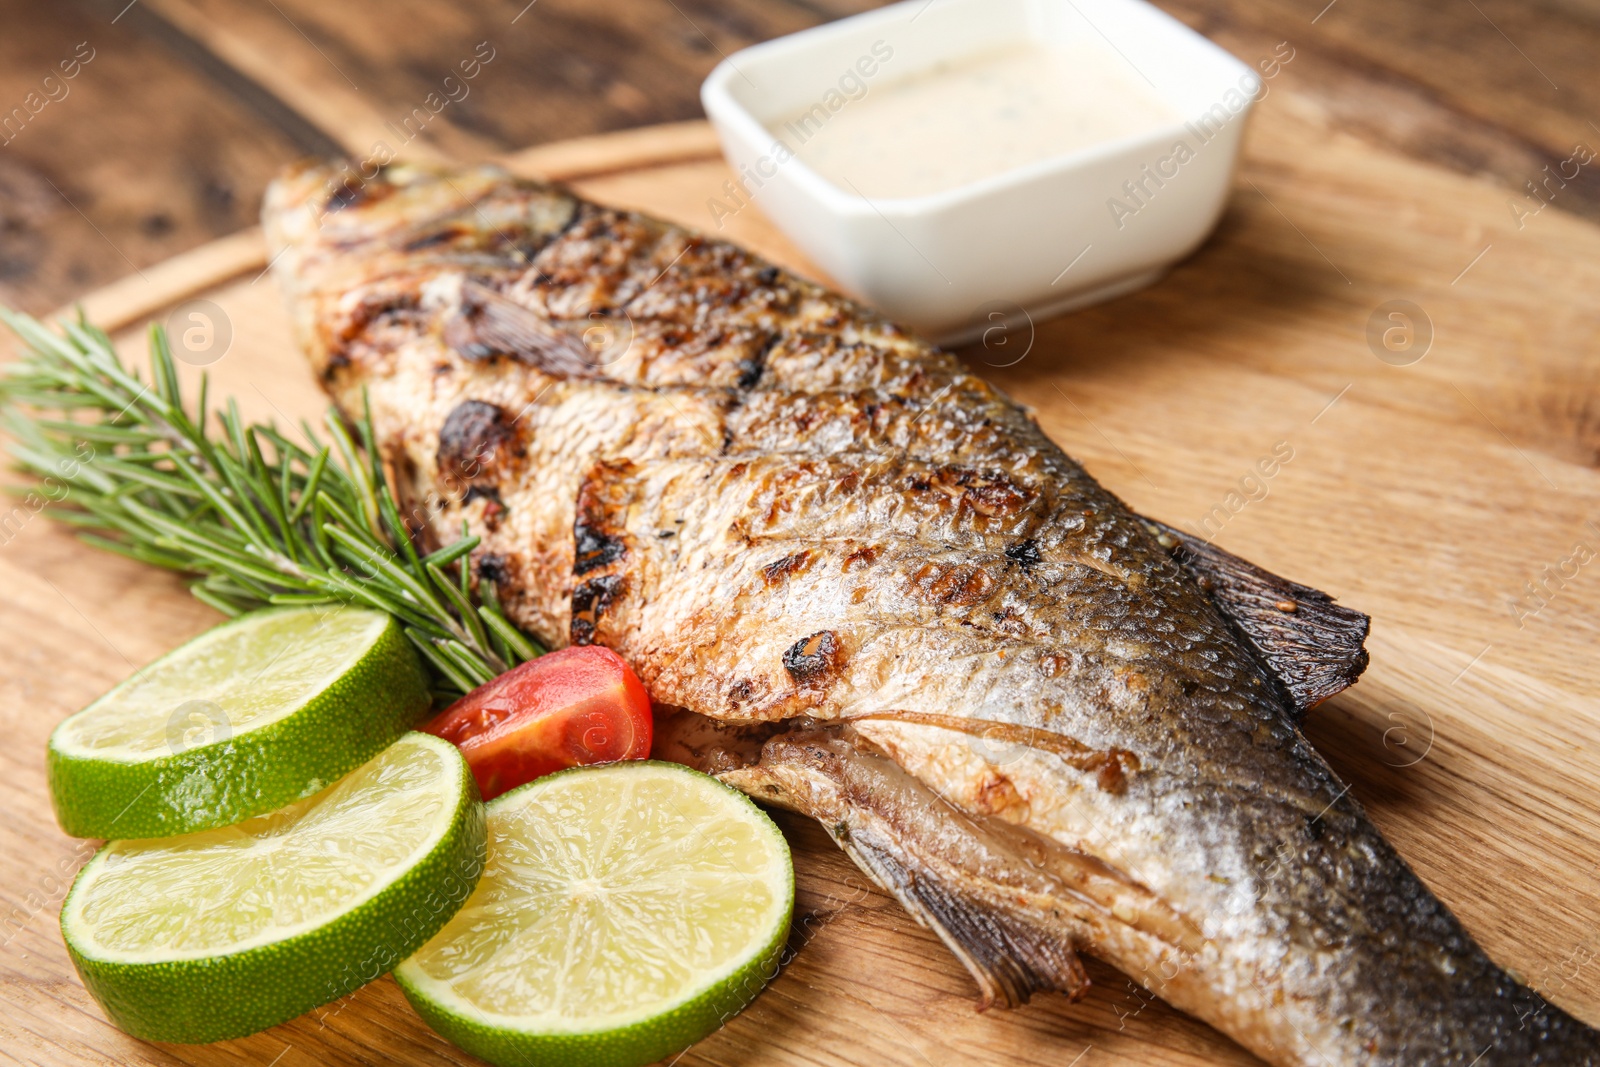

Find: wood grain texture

[134,0,880,158]
[12,0,1596,313]
[97,0,1600,227]
[46,122,730,333]
[0,0,308,316]
[1157,0,1600,223]
[5,97,1600,1065]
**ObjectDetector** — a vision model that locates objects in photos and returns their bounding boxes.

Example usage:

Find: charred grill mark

[624,236,807,326]
[319,285,434,384]
[476,551,510,585]
[763,550,813,586]
[530,205,657,311]
[573,521,626,575]
[842,544,879,571]
[437,400,515,488]
[791,406,824,434]
[735,332,780,390]
[610,322,777,390]
[570,575,626,646]
[911,561,996,605]
[735,358,765,391]
[573,463,632,575]
[783,630,843,682]
[953,470,1035,517]
[1006,539,1043,567]
[395,194,576,260]
[545,197,587,245]
[854,400,890,434]
[337,288,421,341]
[321,350,352,380]
[990,607,1024,634]
[324,172,397,214]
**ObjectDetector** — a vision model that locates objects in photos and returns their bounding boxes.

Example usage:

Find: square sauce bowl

[701,0,1264,344]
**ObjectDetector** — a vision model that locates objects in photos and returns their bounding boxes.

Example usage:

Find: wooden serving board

[4,104,1600,1067]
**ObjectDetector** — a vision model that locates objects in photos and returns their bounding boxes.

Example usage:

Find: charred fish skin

[264,162,1600,1067]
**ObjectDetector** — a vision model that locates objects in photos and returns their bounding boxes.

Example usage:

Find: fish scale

[264,161,1600,1067]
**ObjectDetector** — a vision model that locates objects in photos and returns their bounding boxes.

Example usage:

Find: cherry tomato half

[422,646,652,800]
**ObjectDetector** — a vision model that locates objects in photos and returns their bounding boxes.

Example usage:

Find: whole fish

[264,162,1599,1066]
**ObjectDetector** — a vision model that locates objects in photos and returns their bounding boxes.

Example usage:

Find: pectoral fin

[441,279,602,378]
[657,713,1090,1008]
[1147,520,1370,721]
[843,819,1090,1009]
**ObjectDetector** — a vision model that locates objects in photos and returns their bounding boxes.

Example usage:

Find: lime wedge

[396,761,794,1067]
[61,732,485,1043]
[48,606,431,839]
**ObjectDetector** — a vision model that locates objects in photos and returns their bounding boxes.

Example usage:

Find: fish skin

[264,162,1600,1066]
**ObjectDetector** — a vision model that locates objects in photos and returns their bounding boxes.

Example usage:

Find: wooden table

[4,3,1600,1066]
[3,0,1600,319]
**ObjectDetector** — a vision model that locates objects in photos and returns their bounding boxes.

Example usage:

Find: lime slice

[48,606,431,839]
[396,761,794,1067]
[61,732,486,1043]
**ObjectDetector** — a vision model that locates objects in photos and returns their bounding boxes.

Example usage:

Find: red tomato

[422,646,652,800]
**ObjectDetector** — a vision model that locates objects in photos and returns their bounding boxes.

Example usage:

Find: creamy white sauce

[774,41,1181,199]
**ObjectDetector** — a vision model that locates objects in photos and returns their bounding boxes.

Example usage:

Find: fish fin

[1146,520,1370,720]
[442,279,602,379]
[705,722,1091,1009]
[843,825,1090,1009]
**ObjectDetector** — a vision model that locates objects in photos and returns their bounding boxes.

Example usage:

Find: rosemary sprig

[0,308,541,700]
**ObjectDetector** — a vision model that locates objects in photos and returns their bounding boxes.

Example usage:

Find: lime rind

[61,733,487,1044]
[401,935,786,1067]
[395,761,794,1067]
[47,607,431,839]
[51,609,393,761]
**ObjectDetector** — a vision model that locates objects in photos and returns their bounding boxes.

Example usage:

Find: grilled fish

[263,162,1600,1066]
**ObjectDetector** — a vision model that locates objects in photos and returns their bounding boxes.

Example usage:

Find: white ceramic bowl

[701,0,1261,344]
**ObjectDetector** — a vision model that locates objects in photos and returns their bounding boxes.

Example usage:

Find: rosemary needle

[0,308,541,701]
